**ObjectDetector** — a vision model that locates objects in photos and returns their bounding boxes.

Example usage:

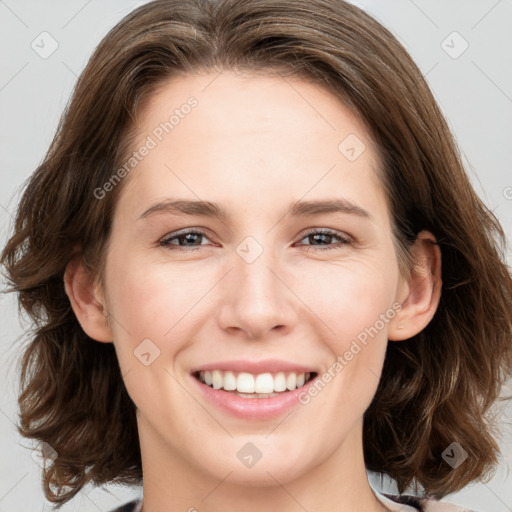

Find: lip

[190,358,318,375]
[190,368,319,421]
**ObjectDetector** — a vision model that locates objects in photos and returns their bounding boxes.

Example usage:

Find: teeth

[274,372,287,392]
[255,373,274,393]
[212,370,223,389]
[237,372,255,393]
[236,392,280,398]
[223,371,237,391]
[197,370,313,394]
[286,372,296,391]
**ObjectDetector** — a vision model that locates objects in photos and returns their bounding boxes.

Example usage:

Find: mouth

[193,370,317,399]
[190,365,320,419]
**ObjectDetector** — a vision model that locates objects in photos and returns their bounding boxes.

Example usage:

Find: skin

[65,70,442,512]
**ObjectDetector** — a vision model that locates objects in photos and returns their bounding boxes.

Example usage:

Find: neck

[138,416,389,512]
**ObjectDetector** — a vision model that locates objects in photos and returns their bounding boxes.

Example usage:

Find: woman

[2,0,511,511]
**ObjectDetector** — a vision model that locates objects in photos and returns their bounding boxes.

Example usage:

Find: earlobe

[388,230,442,341]
[64,253,113,343]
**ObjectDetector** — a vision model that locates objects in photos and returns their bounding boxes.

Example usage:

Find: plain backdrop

[1,1,511,511]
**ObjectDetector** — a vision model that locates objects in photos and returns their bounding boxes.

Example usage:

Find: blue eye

[160,229,211,251]
[159,228,352,252]
[296,229,352,251]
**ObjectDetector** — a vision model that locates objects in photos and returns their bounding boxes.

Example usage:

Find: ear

[64,252,113,343]
[388,230,442,341]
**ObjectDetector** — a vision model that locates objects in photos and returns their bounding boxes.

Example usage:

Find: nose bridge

[237,245,278,301]
[218,235,295,338]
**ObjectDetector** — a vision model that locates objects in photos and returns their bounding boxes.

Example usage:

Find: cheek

[293,257,399,347]
[295,301,393,439]
[103,247,209,364]
[102,253,205,423]
[291,256,399,404]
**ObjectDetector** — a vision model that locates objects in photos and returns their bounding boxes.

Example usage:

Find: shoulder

[381,493,476,512]
[383,493,476,512]
[108,499,142,512]
[110,496,477,512]
[417,497,476,512]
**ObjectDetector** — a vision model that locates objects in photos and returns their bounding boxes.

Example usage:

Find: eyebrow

[138,198,372,221]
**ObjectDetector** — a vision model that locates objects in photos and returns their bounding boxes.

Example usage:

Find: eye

[295,228,353,251]
[159,228,353,253]
[159,229,212,251]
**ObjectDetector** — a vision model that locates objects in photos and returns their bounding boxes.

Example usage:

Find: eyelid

[294,228,354,251]
[296,227,353,242]
[159,227,212,247]
[159,227,354,253]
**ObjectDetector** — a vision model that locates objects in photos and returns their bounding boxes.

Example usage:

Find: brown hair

[2,0,512,506]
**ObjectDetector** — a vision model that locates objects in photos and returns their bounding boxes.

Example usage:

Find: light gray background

[1,1,511,511]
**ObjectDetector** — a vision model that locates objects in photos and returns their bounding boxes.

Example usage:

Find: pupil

[182,234,199,246]
[312,233,331,245]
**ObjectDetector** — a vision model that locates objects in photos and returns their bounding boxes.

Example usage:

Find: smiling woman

[1,1,512,512]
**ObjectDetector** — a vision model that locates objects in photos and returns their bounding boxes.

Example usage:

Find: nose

[217,246,298,341]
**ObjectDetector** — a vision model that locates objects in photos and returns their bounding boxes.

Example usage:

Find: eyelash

[159,228,353,252]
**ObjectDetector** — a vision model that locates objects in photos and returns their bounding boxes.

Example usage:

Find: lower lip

[190,374,318,420]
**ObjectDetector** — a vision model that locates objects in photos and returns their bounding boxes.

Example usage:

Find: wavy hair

[2,0,512,505]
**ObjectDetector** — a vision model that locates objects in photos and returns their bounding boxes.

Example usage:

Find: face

[99,70,408,486]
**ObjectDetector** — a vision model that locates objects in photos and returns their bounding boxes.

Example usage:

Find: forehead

[118,70,388,222]
[138,70,372,153]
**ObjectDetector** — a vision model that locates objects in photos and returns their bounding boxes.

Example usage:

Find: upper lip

[191,359,318,375]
